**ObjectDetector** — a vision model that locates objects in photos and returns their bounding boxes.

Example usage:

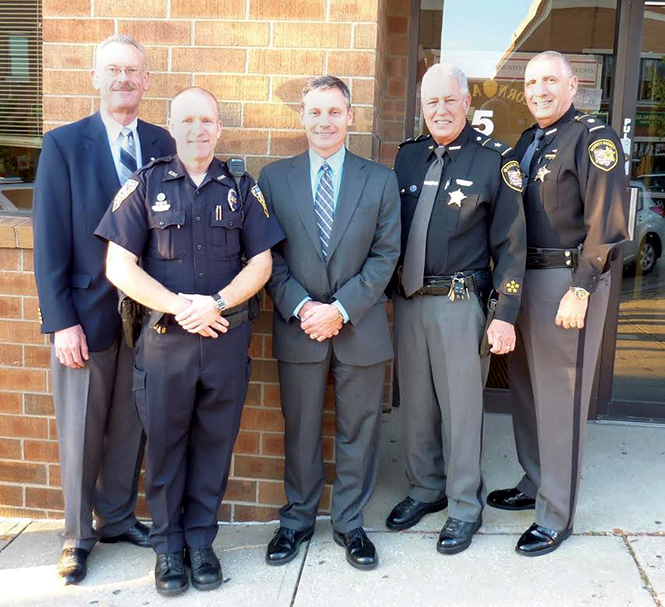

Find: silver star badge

[535,165,551,182]
[448,189,467,207]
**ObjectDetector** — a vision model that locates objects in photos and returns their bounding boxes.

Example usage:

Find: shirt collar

[309,146,346,176]
[427,122,473,163]
[100,111,138,144]
[537,103,576,139]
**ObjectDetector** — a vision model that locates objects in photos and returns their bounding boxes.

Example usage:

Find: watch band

[212,293,228,311]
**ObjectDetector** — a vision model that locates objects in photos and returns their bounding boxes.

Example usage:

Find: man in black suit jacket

[33,35,174,585]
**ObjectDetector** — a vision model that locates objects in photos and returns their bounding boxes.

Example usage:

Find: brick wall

[0,0,403,521]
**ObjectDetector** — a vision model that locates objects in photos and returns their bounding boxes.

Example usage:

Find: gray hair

[421,62,469,97]
[95,35,147,69]
[301,75,351,110]
[527,51,574,78]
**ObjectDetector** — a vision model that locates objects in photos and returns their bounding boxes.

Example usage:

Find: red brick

[328,51,376,77]
[23,394,53,416]
[245,383,261,406]
[248,359,280,383]
[117,20,190,45]
[0,484,23,506]
[216,502,232,522]
[224,478,256,502]
[171,48,246,73]
[322,411,336,435]
[22,298,41,321]
[240,407,284,432]
[44,69,90,96]
[233,504,279,522]
[271,132,309,156]
[15,225,33,250]
[271,77,309,103]
[234,431,259,454]
[258,480,285,505]
[43,19,114,44]
[194,75,269,101]
[26,487,64,510]
[233,455,284,480]
[249,1,324,20]
[248,50,325,76]
[245,157,274,177]
[0,344,22,366]
[248,335,263,358]
[355,24,378,49]
[22,251,35,274]
[388,15,408,35]
[148,73,191,99]
[0,368,46,392]
[0,250,20,271]
[0,273,37,296]
[49,464,61,487]
[217,129,269,156]
[95,0,166,18]
[387,77,406,99]
[330,0,378,22]
[348,133,373,157]
[43,44,94,69]
[244,104,301,130]
[322,436,335,461]
[251,309,273,334]
[0,392,21,414]
[195,21,269,47]
[171,0,244,18]
[273,23,351,49]
[43,0,90,16]
[0,414,48,439]
[0,461,47,484]
[0,438,21,459]
[24,440,60,463]
[0,296,21,320]
[24,346,51,369]
[263,384,281,407]
[44,97,92,123]
[261,433,284,457]
[49,418,58,440]
[350,106,375,132]
[388,35,408,55]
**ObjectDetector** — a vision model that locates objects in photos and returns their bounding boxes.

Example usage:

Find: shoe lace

[346,528,370,547]
[164,553,185,574]
[191,548,215,568]
[443,518,463,534]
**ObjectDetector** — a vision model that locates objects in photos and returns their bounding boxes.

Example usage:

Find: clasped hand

[555,289,588,329]
[299,301,343,342]
[175,293,230,338]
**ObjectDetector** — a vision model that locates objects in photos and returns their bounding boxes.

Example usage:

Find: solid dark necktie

[520,128,545,187]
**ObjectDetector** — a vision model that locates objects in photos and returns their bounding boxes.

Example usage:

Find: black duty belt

[526,247,580,270]
[399,269,492,300]
[146,304,250,335]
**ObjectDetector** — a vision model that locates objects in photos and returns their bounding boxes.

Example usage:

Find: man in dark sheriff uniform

[95,87,284,596]
[487,51,628,556]
[386,63,526,554]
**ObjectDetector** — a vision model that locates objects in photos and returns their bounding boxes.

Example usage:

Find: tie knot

[434,146,446,160]
[321,162,331,174]
[534,128,545,142]
[122,127,132,139]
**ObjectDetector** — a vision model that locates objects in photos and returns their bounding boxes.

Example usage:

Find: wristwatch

[570,287,590,300]
[212,293,228,312]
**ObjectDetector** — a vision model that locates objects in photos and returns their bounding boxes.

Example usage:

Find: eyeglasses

[104,66,144,77]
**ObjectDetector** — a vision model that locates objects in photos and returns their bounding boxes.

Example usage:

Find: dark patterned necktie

[401,146,446,297]
[314,162,335,262]
[119,127,137,184]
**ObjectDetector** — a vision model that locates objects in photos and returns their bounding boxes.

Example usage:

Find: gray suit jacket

[261,150,400,366]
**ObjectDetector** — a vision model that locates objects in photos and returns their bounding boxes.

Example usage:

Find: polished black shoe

[184,547,223,591]
[57,547,89,585]
[333,527,378,571]
[100,521,151,547]
[436,516,482,555]
[265,527,314,566]
[155,552,189,597]
[386,495,448,531]
[516,523,573,557]
[487,487,536,511]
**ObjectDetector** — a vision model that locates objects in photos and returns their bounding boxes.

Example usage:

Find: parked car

[623,181,665,275]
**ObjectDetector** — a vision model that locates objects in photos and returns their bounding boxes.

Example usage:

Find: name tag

[456,179,473,187]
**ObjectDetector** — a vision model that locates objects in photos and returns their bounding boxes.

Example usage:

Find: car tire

[638,239,657,275]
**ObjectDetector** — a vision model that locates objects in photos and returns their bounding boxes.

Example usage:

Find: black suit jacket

[33,112,175,351]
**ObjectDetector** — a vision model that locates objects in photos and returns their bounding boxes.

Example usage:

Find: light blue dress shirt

[99,112,143,183]
[293,146,349,322]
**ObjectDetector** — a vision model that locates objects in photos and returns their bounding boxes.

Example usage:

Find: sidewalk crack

[0,521,31,554]
[289,539,311,607]
[623,535,662,607]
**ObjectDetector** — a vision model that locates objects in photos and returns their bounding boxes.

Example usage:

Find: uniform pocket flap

[148,210,185,230]
[210,214,243,230]
[70,273,91,289]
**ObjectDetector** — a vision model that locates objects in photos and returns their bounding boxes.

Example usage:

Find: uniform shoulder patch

[251,184,270,218]
[501,160,523,192]
[588,139,618,172]
[398,134,430,149]
[479,135,513,156]
[112,179,139,212]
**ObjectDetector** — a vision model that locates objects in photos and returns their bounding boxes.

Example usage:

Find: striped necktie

[314,162,335,262]
[118,127,137,184]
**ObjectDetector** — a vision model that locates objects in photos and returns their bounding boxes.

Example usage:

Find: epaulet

[397,134,431,150]
[473,133,514,157]
[574,113,606,133]
[137,154,176,174]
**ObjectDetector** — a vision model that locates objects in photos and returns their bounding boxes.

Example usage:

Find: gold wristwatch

[570,287,590,300]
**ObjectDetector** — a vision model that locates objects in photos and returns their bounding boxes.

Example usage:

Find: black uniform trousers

[133,319,252,554]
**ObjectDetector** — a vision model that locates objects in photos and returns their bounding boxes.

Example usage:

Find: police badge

[501,160,523,192]
[588,139,618,172]
[112,179,139,212]
[227,188,238,212]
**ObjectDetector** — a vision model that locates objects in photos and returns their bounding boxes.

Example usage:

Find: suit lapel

[327,151,367,260]
[287,152,325,262]
[84,112,121,204]
[137,119,162,165]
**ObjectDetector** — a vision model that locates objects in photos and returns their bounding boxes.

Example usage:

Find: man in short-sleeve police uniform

[487,51,628,556]
[95,87,284,596]
[386,63,526,555]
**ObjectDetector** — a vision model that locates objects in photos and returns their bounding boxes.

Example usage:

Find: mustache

[112,84,136,92]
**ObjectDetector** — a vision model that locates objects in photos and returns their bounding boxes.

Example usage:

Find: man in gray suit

[261,76,400,571]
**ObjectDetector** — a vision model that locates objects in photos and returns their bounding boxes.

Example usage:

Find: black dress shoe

[386,495,448,531]
[265,527,314,566]
[100,521,151,547]
[333,527,378,571]
[516,523,573,556]
[57,547,89,585]
[487,487,536,511]
[436,516,482,555]
[155,552,189,597]
[185,547,222,591]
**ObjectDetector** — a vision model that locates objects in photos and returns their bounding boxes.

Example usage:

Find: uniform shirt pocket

[210,212,243,260]
[146,210,186,260]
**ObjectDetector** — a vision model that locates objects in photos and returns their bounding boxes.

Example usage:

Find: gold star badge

[535,165,550,182]
[506,280,520,294]
[448,189,467,207]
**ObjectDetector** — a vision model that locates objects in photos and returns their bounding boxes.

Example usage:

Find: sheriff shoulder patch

[501,160,523,192]
[251,184,270,218]
[504,279,521,295]
[588,139,618,172]
[112,179,139,212]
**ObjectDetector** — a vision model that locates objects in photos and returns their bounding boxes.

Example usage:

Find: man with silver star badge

[386,63,526,554]
[487,51,628,556]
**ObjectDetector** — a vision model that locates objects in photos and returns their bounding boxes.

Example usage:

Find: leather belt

[399,269,491,299]
[526,247,580,270]
[146,304,250,334]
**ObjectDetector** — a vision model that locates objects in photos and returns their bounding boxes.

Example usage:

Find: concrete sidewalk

[1,412,664,607]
